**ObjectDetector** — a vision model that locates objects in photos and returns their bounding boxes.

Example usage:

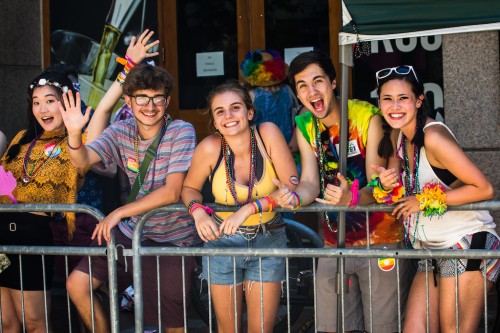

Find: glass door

[161,0,339,141]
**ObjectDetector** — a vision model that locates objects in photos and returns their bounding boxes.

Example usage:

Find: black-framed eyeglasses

[320,130,339,163]
[375,65,419,86]
[131,95,167,106]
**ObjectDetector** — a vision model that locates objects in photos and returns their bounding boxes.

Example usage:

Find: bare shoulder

[424,123,457,149]
[196,134,222,156]
[256,122,282,143]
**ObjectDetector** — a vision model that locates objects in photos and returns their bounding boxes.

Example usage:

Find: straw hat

[240,50,288,87]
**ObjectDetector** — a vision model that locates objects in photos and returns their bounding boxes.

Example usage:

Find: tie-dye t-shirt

[296,99,402,247]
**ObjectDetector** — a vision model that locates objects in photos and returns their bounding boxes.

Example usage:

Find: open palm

[59,90,91,135]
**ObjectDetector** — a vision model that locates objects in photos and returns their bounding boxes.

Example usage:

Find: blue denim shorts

[202,225,287,285]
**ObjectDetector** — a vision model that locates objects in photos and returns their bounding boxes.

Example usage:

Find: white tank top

[398,122,497,249]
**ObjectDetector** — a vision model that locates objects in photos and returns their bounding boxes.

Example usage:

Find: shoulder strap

[423,121,458,141]
[127,122,168,204]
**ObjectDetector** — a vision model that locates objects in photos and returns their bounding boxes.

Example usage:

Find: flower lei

[415,182,447,218]
[30,78,69,93]
[367,174,405,204]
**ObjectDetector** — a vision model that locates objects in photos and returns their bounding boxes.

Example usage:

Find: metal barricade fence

[132,201,500,333]
[0,204,121,333]
[1,201,500,332]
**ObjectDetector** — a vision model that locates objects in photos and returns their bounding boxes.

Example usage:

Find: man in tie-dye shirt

[275,51,410,333]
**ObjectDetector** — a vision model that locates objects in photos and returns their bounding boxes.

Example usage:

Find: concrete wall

[0,0,45,142]
[442,31,500,225]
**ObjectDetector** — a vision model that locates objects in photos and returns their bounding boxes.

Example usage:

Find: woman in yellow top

[0,70,89,332]
[182,80,298,333]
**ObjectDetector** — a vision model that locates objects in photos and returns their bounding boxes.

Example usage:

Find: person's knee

[24,317,48,332]
[1,318,22,333]
[66,270,92,301]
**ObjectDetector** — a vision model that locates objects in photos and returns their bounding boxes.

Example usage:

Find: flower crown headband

[30,78,69,93]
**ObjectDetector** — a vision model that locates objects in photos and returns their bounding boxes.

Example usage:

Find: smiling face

[378,79,423,131]
[32,85,65,133]
[125,88,170,135]
[294,63,336,122]
[211,91,254,136]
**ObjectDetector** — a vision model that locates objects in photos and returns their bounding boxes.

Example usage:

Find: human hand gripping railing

[0,203,121,333]
[131,200,500,333]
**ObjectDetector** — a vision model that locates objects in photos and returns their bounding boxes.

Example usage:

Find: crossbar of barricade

[1,201,499,332]
[0,204,122,333]
[132,200,500,333]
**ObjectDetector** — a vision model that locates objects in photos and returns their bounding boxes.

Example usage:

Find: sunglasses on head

[375,65,419,86]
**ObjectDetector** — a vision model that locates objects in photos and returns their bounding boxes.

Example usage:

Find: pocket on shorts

[263,225,286,239]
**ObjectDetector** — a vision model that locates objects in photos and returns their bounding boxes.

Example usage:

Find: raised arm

[86,29,160,143]
[59,90,101,168]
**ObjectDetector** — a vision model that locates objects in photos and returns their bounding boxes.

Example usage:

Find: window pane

[265,0,329,54]
[177,0,238,109]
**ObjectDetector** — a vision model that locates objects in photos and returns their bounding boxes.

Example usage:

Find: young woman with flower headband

[374,65,499,332]
[181,80,298,332]
[0,70,86,332]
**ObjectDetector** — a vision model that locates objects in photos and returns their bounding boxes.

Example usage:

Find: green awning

[341,0,500,44]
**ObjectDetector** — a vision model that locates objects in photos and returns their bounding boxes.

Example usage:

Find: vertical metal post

[336,43,353,333]
[107,232,120,333]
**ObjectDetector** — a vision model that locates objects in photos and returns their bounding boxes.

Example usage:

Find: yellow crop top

[211,127,278,226]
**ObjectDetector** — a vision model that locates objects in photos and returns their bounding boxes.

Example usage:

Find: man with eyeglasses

[60,30,199,333]
[275,51,410,333]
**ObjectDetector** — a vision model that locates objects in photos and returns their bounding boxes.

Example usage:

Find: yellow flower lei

[415,182,447,218]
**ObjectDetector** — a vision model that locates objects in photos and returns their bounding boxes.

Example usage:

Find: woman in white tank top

[372,65,499,333]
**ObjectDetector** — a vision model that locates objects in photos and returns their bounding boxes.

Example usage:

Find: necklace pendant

[22,177,30,183]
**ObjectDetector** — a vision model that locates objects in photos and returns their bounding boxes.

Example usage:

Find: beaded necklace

[134,118,170,194]
[22,132,66,183]
[222,127,257,207]
[397,125,421,248]
[313,117,338,232]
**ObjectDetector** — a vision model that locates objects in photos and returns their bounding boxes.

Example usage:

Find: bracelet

[368,175,405,205]
[116,57,127,66]
[376,177,390,192]
[116,56,138,84]
[262,196,275,212]
[67,137,83,150]
[188,201,215,217]
[291,192,302,210]
[415,182,447,218]
[254,200,263,214]
[187,200,201,213]
[348,179,360,207]
[125,55,138,67]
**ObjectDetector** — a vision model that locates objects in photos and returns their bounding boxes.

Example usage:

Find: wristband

[67,137,83,150]
[415,182,447,218]
[348,179,360,207]
[368,175,405,205]
[254,200,263,214]
[125,55,138,66]
[262,196,275,212]
[291,192,302,210]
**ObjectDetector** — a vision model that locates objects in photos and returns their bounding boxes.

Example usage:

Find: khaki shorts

[316,242,412,333]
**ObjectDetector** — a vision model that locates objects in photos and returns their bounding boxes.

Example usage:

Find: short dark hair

[288,51,336,92]
[122,64,174,97]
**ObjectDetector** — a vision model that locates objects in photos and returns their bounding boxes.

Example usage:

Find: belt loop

[261,223,268,235]
[9,222,16,232]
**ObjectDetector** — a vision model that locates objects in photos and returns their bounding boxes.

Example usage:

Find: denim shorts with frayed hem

[202,226,286,285]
